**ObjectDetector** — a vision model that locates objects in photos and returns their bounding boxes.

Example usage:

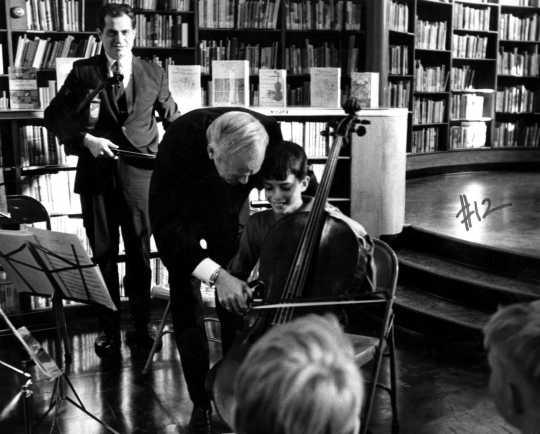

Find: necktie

[112,61,127,115]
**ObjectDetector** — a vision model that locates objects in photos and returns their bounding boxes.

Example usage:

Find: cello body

[211,210,362,427]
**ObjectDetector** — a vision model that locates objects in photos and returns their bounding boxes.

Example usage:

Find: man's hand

[83,133,119,159]
[214,269,253,315]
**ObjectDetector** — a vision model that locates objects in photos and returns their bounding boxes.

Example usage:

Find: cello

[210,99,371,428]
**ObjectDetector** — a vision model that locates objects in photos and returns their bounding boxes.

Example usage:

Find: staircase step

[398,248,540,301]
[395,286,492,332]
[396,226,540,282]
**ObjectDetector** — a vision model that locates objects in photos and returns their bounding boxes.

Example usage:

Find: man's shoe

[94,333,120,358]
[188,406,212,434]
[126,328,162,353]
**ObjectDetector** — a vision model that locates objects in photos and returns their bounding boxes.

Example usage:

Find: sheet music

[26,227,116,311]
[0,230,56,297]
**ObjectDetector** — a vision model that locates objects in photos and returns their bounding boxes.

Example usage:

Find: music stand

[0,228,120,434]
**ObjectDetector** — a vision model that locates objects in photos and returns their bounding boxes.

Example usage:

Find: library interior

[0,0,539,433]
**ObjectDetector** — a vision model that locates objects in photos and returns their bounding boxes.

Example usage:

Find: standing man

[149,108,285,434]
[44,3,180,358]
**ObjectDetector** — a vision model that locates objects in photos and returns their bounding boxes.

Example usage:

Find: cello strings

[273,126,346,325]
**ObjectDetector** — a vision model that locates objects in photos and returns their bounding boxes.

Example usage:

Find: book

[8,66,40,109]
[350,72,379,109]
[211,60,249,107]
[258,68,286,108]
[7,0,28,31]
[55,57,83,90]
[168,64,202,114]
[0,44,3,75]
[310,67,341,108]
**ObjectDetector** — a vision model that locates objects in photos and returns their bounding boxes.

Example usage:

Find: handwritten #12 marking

[455,194,512,231]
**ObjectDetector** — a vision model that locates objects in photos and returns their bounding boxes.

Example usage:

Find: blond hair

[234,314,363,434]
[484,300,540,386]
[206,111,269,158]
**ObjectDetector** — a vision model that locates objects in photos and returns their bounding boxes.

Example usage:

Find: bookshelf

[384,0,539,153]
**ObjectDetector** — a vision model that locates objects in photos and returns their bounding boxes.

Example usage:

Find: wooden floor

[406,170,540,258]
[0,318,517,434]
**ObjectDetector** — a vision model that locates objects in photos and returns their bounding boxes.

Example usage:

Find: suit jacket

[44,54,180,194]
[149,107,283,281]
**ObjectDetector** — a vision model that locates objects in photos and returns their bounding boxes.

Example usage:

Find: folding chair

[346,238,399,434]
[6,194,51,230]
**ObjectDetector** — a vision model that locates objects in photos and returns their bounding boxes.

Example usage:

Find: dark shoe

[188,406,212,434]
[126,328,162,353]
[94,333,120,358]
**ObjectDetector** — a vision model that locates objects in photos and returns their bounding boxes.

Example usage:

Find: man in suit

[44,3,180,358]
[150,108,288,433]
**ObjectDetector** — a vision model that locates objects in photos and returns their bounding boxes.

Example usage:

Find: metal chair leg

[361,343,386,434]
[142,299,171,375]
[388,327,399,433]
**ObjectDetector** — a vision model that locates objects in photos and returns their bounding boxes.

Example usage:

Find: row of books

[388,80,411,108]
[493,121,540,148]
[10,0,84,32]
[199,0,280,29]
[285,0,362,31]
[285,41,339,74]
[199,39,279,74]
[413,97,446,124]
[496,85,539,113]
[412,127,439,154]
[453,3,492,32]
[452,35,489,59]
[38,80,58,109]
[500,0,539,6]
[18,125,76,167]
[416,20,447,51]
[499,12,540,41]
[415,62,448,92]
[451,65,478,90]
[21,171,81,215]
[278,121,330,157]
[450,93,485,120]
[14,34,101,69]
[389,0,409,33]
[498,46,539,76]
[134,14,190,48]
[389,44,409,75]
[111,0,191,10]
[449,122,487,149]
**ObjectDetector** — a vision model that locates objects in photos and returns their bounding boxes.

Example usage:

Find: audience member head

[259,140,310,217]
[234,314,363,434]
[206,112,269,185]
[483,301,540,433]
[98,3,136,61]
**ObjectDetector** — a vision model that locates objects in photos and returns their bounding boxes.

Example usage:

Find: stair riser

[394,305,485,339]
[400,266,539,311]
[399,227,540,281]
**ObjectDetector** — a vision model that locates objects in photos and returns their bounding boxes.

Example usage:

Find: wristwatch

[208,266,222,287]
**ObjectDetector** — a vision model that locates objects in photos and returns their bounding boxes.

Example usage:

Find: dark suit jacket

[149,107,283,281]
[44,54,179,194]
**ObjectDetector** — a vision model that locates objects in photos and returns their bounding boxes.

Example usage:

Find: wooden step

[398,248,540,305]
[396,226,540,282]
[395,286,491,333]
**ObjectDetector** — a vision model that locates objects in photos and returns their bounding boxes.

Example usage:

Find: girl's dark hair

[98,3,136,30]
[260,141,308,181]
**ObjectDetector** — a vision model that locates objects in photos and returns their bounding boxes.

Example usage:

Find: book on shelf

[7,0,28,31]
[310,67,341,108]
[0,44,3,75]
[211,60,250,107]
[8,66,40,109]
[258,69,286,108]
[168,64,202,114]
[55,57,83,90]
[350,72,379,109]
[0,169,7,217]
[450,122,487,149]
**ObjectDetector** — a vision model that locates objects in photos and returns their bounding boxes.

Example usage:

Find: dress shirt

[105,53,132,88]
